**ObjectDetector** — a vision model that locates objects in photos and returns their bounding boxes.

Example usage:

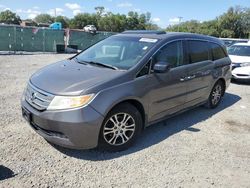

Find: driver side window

[152,41,184,68]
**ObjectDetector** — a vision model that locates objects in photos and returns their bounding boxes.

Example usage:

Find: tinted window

[211,43,226,60]
[153,41,183,68]
[188,40,209,63]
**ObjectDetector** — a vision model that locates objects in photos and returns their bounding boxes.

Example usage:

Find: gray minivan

[21,31,232,151]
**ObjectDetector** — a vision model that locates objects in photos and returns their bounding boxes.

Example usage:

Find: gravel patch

[0,54,250,187]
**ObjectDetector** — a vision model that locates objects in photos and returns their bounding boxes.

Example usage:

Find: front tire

[98,103,142,152]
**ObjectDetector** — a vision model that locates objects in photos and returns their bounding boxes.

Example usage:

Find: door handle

[180,77,188,82]
[180,75,196,82]
[188,75,196,80]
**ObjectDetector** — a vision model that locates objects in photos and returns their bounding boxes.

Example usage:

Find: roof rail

[122,30,166,35]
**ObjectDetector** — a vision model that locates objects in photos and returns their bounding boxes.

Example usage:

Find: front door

[148,40,188,122]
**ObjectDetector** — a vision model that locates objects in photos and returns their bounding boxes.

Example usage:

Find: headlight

[240,62,250,67]
[47,94,95,110]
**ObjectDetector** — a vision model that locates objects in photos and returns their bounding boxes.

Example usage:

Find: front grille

[25,83,54,111]
[236,74,249,77]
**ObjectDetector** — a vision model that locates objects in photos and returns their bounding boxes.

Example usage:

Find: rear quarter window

[210,43,226,60]
[187,40,209,63]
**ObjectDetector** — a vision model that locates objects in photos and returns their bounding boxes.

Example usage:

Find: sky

[0,0,249,27]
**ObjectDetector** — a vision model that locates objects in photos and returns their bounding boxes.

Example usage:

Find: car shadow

[53,92,241,161]
[0,165,15,181]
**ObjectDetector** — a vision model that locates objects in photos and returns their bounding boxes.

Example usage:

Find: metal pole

[178,16,183,32]
[14,26,16,54]
[43,29,45,52]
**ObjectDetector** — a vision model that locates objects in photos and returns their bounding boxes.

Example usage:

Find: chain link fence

[0,25,115,52]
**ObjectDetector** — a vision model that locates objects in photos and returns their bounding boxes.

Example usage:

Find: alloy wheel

[211,84,222,105]
[103,113,136,146]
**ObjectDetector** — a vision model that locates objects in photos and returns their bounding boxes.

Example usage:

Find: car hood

[30,59,124,95]
[229,55,250,63]
[232,66,250,74]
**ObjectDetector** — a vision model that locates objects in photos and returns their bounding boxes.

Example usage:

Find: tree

[127,11,140,30]
[68,6,158,32]
[95,6,105,16]
[145,12,151,23]
[218,6,245,38]
[34,14,54,24]
[166,6,250,38]
[220,30,235,38]
[146,23,159,30]
[167,20,201,33]
[199,20,219,37]
[69,13,97,29]
[240,8,250,38]
[55,16,69,28]
[0,10,21,25]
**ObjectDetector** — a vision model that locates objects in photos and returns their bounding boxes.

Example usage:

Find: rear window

[210,43,226,60]
[188,40,209,63]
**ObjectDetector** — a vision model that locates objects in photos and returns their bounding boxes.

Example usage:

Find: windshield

[228,45,250,56]
[75,36,158,70]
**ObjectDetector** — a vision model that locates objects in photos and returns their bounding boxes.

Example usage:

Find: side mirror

[153,61,171,73]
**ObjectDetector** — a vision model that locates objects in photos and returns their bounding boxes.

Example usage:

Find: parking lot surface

[0,54,249,187]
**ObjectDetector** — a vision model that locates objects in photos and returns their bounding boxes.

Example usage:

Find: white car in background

[83,25,97,33]
[228,42,250,82]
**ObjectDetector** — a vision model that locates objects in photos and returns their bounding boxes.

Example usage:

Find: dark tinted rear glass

[188,40,209,63]
[210,43,226,60]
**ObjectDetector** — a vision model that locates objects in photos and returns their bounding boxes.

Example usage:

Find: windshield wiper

[73,57,87,65]
[83,61,119,70]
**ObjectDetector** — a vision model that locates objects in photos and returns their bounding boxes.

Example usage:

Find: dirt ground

[0,54,249,187]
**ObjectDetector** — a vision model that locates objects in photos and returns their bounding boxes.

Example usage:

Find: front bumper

[232,68,250,81]
[21,99,104,149]
[232,73,250,81]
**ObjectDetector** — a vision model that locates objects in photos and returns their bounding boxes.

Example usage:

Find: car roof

[115,31,224,45]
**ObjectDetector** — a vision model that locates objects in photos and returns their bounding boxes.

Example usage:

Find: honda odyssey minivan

[21,30,232,151]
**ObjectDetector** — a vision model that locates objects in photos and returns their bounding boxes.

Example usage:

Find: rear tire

[98,103,142,152]
[205,80,224,109]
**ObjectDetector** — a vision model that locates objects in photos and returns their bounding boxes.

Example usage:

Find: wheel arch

[104,99,146,130]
